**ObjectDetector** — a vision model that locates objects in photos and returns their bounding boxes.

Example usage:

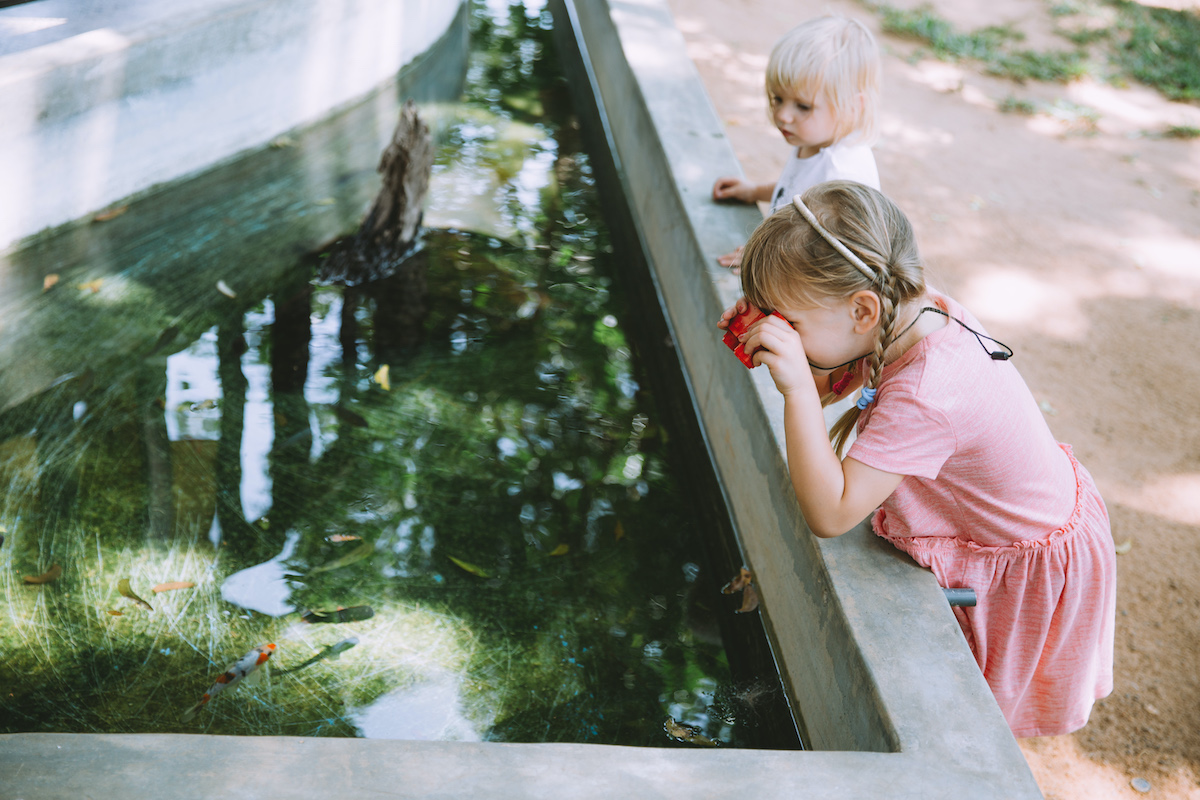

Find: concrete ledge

[0,0,465,250]
[550,0,1042,794]
[2,732,1017,799]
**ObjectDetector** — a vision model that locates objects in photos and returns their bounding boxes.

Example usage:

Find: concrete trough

[0,0,1044,797]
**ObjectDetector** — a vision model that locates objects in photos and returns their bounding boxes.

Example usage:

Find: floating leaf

[93,205,128,222]
[105,608,124,616]
[374,364,391,391]
[325,534,361,543]
[447,555,489,578]
[308,541,372,574]
[614,520,625,541]
[737,583,760,614]
[117,578,153,610]
[77,279,104,293]
[42,274,59,291]
[1114,540,1133,555]
[663,717,718,747]
[301,606,375,624]
[216,280,237,298]
[721,566,753,595]
[152,581,196,593]
[549,544,570,556]
[24,564,62,585]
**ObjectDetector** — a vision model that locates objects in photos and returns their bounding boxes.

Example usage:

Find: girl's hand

[712,177,755,204]
[716,297,751,331]
[739,314,814,397]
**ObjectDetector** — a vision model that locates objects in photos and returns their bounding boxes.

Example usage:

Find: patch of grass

[877,4,1086,83]
[871,0,1200,102]
[989,48,1089,83]
[1161,124,1200,139]
[1110,1,1200,101]
[999,95,1038,115]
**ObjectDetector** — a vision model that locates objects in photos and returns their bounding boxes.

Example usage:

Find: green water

[0,1,786,746]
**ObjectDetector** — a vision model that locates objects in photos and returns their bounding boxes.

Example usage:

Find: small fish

[105,609,124,616]
[307,540,373,575]
[152,581,195,593]
[663,717,719,747]
[324,534,361,543]
[23,564,62,585]
[278,637,358,675]
[117,578,153,610]
[182,643,276,721]
[301,606,374,624]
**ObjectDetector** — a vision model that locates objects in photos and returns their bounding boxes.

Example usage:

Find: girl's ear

[848,290,881,334]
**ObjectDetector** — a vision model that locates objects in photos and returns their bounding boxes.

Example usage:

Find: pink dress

[847,293,1116,737]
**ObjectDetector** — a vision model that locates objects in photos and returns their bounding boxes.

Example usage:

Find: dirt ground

[664,0,1200,796]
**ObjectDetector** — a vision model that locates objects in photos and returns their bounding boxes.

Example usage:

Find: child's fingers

[712,177,742,201]
[716,246,743,268]
[716,297,750,330]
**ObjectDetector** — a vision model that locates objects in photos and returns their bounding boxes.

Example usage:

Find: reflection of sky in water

[305,290,343,462]
[220,528,300,616]
[165,328,222,441]
[353,672,485,741]
[241,302,275,522]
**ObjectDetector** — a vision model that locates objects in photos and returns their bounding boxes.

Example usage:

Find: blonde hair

[766,15,882,145]
[740,181,925,456]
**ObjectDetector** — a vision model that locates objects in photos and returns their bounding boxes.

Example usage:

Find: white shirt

[770,140,880,211]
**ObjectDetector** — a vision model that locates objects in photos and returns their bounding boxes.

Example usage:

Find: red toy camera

[722,305,786,368]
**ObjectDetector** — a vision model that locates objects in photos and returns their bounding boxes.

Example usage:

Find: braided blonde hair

[740,181,925,456]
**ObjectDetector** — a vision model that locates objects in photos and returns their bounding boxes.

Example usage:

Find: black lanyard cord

[805,306,1013,372]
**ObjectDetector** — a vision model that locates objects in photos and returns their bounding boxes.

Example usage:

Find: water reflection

[0,0,772,747]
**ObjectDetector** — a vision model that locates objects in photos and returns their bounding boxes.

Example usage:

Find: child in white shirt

[713,15,882,269]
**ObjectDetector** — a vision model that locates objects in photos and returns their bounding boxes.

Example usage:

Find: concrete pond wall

[0,0,1044,797]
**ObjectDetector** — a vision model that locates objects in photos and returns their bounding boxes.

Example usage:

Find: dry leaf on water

[152,581,196,593]
[24,564,62,584]
[374,364,391,391]
[721,566,753,595]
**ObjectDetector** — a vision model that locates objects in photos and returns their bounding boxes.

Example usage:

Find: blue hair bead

[856,387,877,410]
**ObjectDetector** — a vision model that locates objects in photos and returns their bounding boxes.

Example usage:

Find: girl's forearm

[753,183,775,203]
[782,388,855,538]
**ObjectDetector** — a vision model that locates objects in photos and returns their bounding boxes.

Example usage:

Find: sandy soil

[664,0,1200,796]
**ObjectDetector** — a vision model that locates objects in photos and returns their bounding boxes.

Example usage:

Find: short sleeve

[847,389,955,479]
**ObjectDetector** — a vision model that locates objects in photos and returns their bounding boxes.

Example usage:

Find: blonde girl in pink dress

[719,180,1116,737]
